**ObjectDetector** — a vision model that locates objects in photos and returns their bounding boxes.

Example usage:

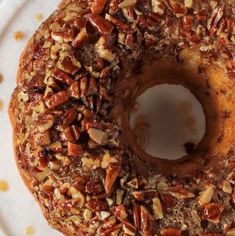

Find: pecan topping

[91,0,107,14]
[68,142,83,156]
[45,91,70,109]
[160,228,181,236]
[104,162,121,194]
[202,203,224,223]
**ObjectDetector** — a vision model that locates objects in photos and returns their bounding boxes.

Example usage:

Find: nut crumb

[0,100,3,111]
[14,31,24,41]
[0,180,9,192]
[35,13,43,23]
[0,73,3,83]
[24,226,35,236]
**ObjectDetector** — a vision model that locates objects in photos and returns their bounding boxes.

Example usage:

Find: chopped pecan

[51,29,75,43]
[69,187,85,207]
[152,197,163,219]
[160,193,176,208]
[85,199,107,212]
[198,185,215,207]
[68,81,80,98]
[52,68,74,86]
[86,180,104,195]
[36,114,55,133]
[118,0,137,8]
[36,132,51,146]
[169,186,195,199]
[104,162,121,194]
[88,127,107,145]
[160,228,181,236]
[133,203,141,229]
[57,55,81,75]
[80,77,88,97]
[68,142,83,156]
[140,206,154,236]
[151,0,165,14]
[72,27,89,48]
[112,204,128,221]
[91,0,107,14]
[202,203,224,223]
[45,91,70,109]
[169,1,187,17]
[101,153,118,169]
[227,171,235,185]
[105,14,129,32]
[222,180,232,194]
[86,13,114,35]
[184,0,193,8]
[132,190,157,202]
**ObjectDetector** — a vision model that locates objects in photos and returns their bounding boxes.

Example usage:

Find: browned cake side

[9,0,235,235]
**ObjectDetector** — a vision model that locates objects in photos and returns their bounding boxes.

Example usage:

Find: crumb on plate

[0,180,9,192]
[14,31,24,41]
[0,73,3,83]
[35,13,43,23]
[24,226,35,236]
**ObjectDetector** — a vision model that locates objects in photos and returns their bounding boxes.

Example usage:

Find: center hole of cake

[129,84,206,160]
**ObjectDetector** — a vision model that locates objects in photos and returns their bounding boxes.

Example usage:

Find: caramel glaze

[113,51,235,177]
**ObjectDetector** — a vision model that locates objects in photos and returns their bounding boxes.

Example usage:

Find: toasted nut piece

[184,0,193,8]
[96,36,117,62]
[45,91,70,109]
[68,142,83,156]
[68,81,80,98]
[112,204,128,220]
[222,180,232,194]
[202,203,223,223]
[88,128,107,145]
[140,206,154,235]
[101,153,118,169]
[82,157,101,169]
[119,0,137,8]
[69,187,85,207]
[104,162,121,194]
[227,171,235,185]
[52,68,74,85]
[36,114,54,133]
[227,228,235,236]
[72,27,88,48]
[152,197,163,219]
[51,29,74,43]
[160,228,181,236]
[91,0,107,14]
[36,167,52,181]
[133,190,157,201]
[83,209,92,221]
[198,185,215,207]
[151,0,165,14]
[69,215,81,225]
[85,199,107,212]
[133,203,141,229]
[86,14,114,35]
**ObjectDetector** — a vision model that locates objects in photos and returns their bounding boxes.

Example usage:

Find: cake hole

[130,84,206,160]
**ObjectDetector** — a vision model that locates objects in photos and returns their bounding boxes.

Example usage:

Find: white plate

[0,0,62,235]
